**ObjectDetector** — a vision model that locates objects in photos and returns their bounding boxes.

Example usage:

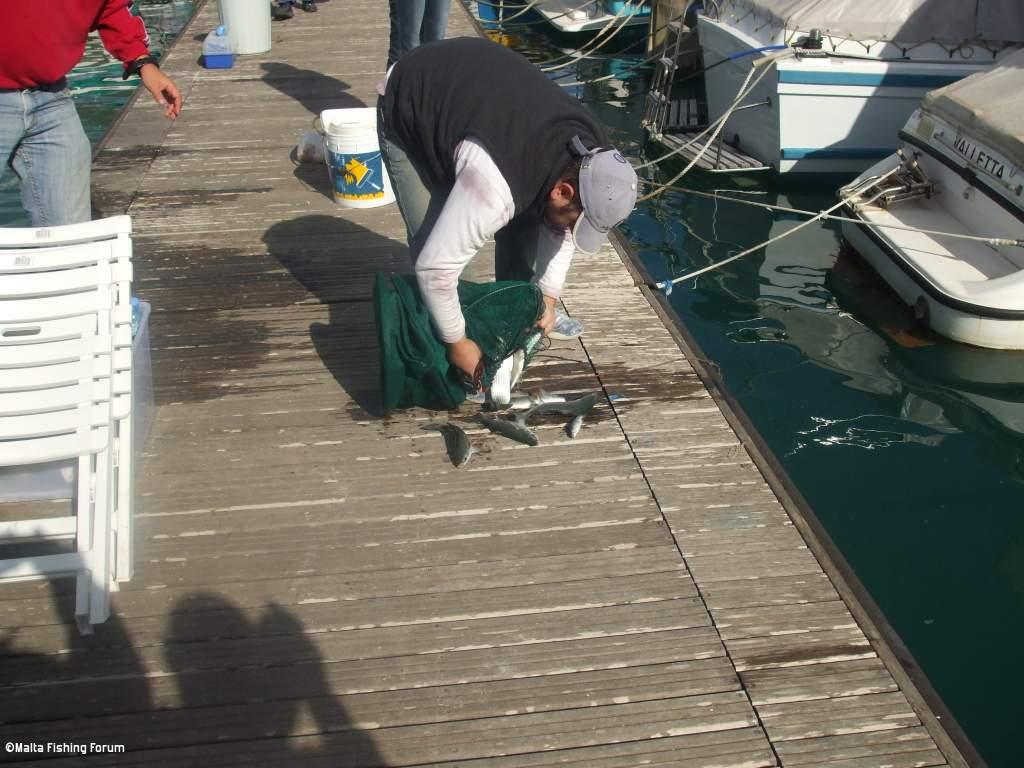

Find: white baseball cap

[568,136,639,255]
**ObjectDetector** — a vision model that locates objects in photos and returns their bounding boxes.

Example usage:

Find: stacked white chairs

[0,216,135,634]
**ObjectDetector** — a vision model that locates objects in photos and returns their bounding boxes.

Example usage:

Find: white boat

[840,49,1024,350]
[533,0,650,34]
[697,0,1024,174]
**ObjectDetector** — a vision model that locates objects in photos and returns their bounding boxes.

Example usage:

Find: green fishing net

[374,273,544,412]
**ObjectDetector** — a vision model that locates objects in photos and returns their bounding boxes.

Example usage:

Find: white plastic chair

[0,216,134,633]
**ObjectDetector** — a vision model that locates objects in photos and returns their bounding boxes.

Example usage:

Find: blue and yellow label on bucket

[328,149,386,201]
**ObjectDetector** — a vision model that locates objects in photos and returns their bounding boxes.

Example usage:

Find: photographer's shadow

[0,575,152,737]
[166,594,384,765]
[263,215,411,418]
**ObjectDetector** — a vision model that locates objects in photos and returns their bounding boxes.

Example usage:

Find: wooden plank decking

[0,1,969,765]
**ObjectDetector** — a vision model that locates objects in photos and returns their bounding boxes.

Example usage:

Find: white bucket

[218,0,272,55]
[320,108,395,209]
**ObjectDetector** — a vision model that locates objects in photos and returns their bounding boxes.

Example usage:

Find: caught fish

[422,423,473,467]
[519,392,598,425]
[532,388,566,405]
[511,330,544,389]
[521,329,544,358]
[507,388,565,411]
[480,413,538,446]
[567,414,584,438]
[508,394,534,411]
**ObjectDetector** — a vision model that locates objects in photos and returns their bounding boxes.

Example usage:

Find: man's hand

[536,294,558,336]
[446,336,483,380]
[139,63,182,120]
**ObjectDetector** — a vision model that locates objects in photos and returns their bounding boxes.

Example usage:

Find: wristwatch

[123,55,159,80]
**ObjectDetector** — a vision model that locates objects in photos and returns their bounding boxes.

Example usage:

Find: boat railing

[842,149,935,210]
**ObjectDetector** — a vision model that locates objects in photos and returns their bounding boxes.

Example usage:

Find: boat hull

[698,14,992,175]
[841,217,1024,349]
[841,138,1024,349]
[533,0,649,33]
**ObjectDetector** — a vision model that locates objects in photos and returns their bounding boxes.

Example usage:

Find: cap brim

[571,214,607,255]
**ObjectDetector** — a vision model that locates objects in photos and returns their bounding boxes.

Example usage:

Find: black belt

[0,77,68,94]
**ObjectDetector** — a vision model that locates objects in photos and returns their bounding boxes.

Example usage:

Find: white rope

[552,3,697,83]
[654,166,905,292]
[539,0,644,72]
[636,49,791,196]
[655,184,1024,248]
[476,0,600,26]
[556,51,656,88]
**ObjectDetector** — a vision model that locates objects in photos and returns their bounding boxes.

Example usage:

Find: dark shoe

[271,3,293,20]
[300,0,317,10]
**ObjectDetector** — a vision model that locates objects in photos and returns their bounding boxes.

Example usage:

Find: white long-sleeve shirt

[412,138,576,343]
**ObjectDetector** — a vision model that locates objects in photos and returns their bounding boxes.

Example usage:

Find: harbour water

[497,13,1022,768]
[1,2,1019,765]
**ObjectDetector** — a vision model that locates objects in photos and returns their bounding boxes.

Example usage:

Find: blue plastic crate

[203,53,234,69]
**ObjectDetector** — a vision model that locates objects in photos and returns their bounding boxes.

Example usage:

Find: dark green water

[3,3,1020,764]
[495,12,1023,767]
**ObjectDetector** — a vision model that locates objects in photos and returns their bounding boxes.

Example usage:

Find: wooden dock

[0,1,972,765]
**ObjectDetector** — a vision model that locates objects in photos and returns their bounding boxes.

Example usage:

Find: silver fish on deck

[422,423,473,467]
[480,413,538,446]
[518,392,598,425]
[534,388,566,405]
[507,394,534,411]
[508,388,566,412]
[567,414,584,438]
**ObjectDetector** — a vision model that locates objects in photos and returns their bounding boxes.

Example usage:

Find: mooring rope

[474,0,602,26]
[474,0,600,25]
[649,166,905,293]
[658,183,1024,248]
[635,49,790,198]
[539,0,647,72]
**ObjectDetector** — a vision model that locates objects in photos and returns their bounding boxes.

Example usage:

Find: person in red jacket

[0,0,183,227]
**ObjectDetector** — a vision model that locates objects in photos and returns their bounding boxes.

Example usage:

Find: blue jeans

[387,0,452,68]
[0,83,91,227]
[377,100,447,260]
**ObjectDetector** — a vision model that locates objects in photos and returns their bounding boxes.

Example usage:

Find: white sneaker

[489,354,514,407]
[549,308,584,340]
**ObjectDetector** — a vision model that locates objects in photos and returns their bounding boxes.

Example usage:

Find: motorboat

[696,0,1024,175]
[532,0,650,34]
[839,49,1024,349]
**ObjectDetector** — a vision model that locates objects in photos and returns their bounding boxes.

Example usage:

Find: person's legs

[420,0,451,44]
[386,0,400,67]
[0,90,28,185]
[388,0,427,67]
[494,225,537,282]
[9,87,91,227]
[494,224,584,338]
[377,100,445,260]
[272,0,293,20]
